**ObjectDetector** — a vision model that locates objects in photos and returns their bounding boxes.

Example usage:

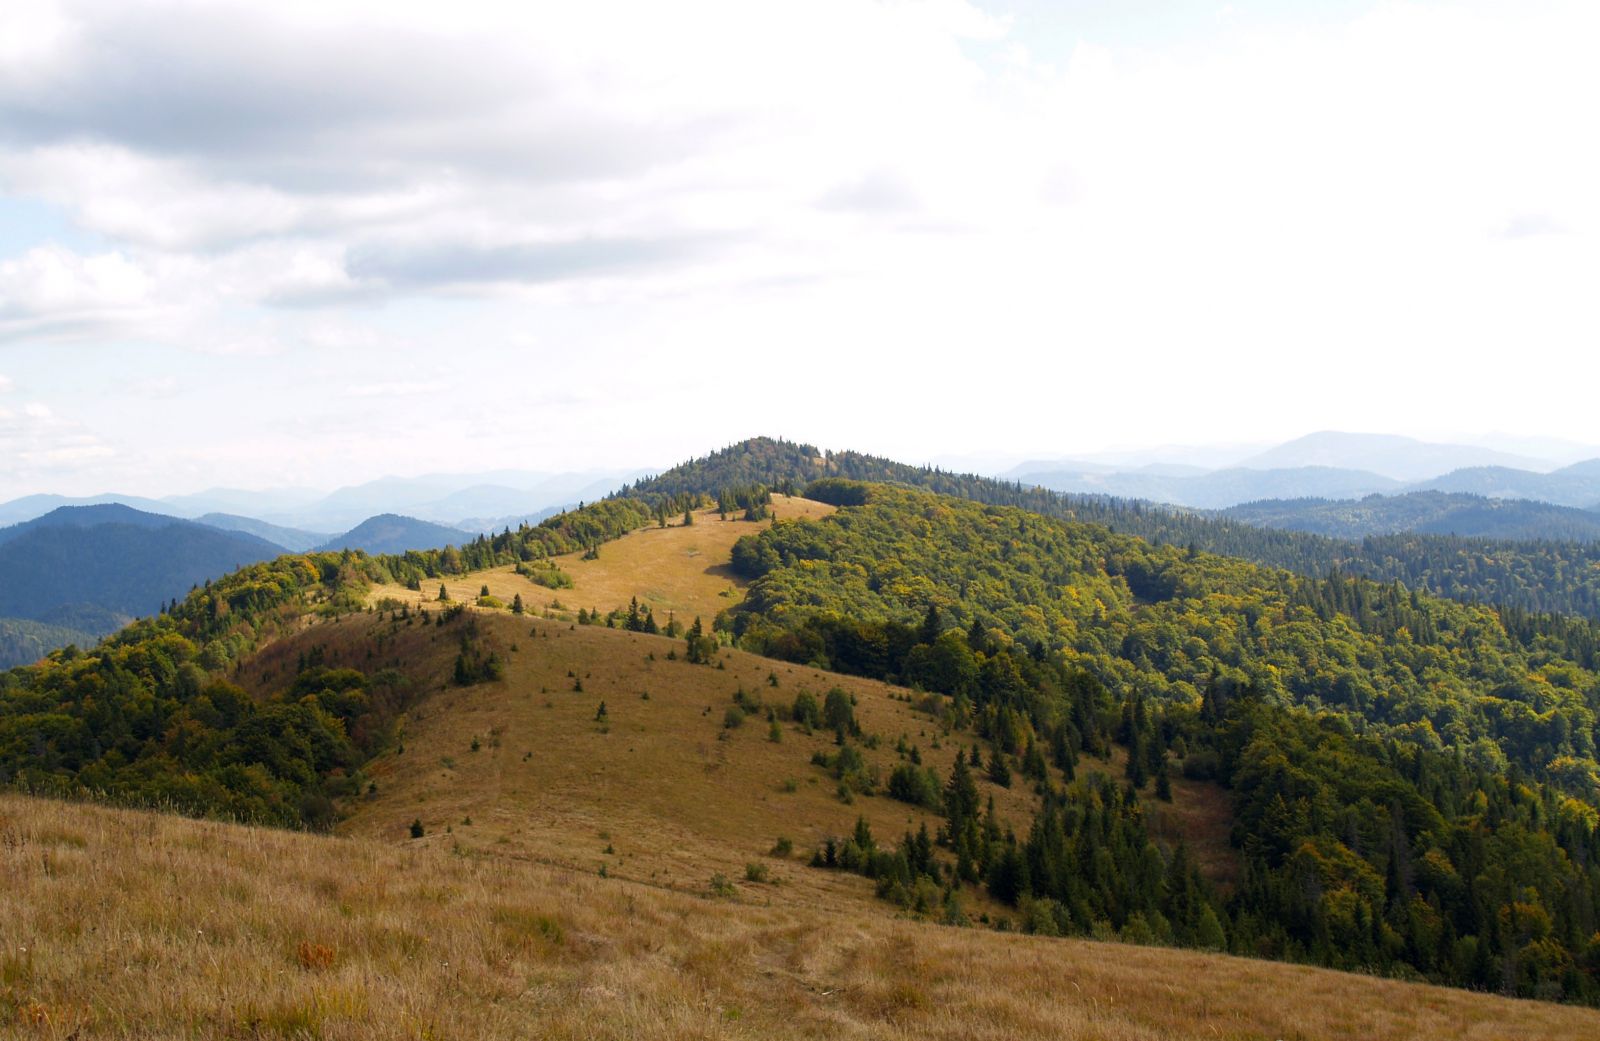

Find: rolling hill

[0,505,286,638]
[0,502,188,545]
[1224,491,1600,542]
[8,441,1600,1023]
[314,513,472,554]
[1004,463,1403,508]
[1415,459,1600,507]
[0,616,98,670]
[0,492,179,528]
[620,437,1600,619]
[1,494,1597,1034]
[195,512,330,552]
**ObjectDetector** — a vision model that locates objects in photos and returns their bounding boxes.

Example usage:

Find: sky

[0,0,1596,498]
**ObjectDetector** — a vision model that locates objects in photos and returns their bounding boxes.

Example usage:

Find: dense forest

[718,479,1600,1000]
[1224,491,1600,542]
[625,438,1600,620]
[0,617,98,671]
[0,514,285,633]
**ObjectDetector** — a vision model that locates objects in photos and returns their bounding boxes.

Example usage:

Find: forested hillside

[0,512,286,633]
[0,617,98,670]
[719,479,1600,1000]
[0,492,706,826]
[313,512,472,554]
[1225,491,1600,542]
[624,438,1600,619]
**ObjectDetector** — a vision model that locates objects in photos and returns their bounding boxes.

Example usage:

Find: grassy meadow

[7,790,1598,1040]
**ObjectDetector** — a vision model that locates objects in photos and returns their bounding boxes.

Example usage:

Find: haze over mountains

[0,506,285,648]
[0,504,498,667]
[1223,491,1600,543]
[0,468,651,533]
[1005,432,1600,509]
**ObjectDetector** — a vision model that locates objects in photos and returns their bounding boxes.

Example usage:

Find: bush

[792,690,821,728]
[887,763,943,810]
[823,687,855,735]
[723,706,745,729]
[770,836,794,857]
[709,873,736,898]
[1181,749,1221,781]
[409,819,424,839]
[744,862,770,883]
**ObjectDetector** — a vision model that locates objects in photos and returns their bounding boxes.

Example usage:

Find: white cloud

[0,395,115,489]
[0,244,163,340]
[343,380,448,398]
[0,0,1596,493]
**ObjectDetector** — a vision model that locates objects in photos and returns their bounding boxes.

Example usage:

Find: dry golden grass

[242,609,1039,917]
[6,791,1598,1040]
[366,495,836,627]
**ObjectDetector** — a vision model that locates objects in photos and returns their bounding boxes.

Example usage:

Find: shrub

[1181,749,1221,781]
[744,862,769,883]
[823,687,855,735]
[887,763,943,810]
[792,690,821,728]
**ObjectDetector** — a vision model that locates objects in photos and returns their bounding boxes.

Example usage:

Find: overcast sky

[1,0,1596,497]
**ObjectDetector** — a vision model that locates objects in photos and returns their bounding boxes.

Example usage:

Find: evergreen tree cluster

[720,481,1600,1001]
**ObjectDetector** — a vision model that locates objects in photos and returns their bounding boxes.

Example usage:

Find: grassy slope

[237,609,1042,911]
[367,496,835,626]
[9,493,1600,1036]
[7,791,1599,1040]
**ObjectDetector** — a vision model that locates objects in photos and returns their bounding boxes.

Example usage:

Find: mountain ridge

[1222,490,1600,542]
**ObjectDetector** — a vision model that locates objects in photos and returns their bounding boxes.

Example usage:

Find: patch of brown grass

[365,495,835,627]
[5,792,1597,1039]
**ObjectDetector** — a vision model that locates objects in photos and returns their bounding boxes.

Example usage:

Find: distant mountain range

[0,504,481,669]
[0,506,284,646]
[1223,491,1600,542]
[314,514,474,555]
[0,467,648,533]
[1232,432,1547,481]
[1014,430,1600,478]
[1008,432,1600,510]
[5,431,1600,670]
[195,513,330,553]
